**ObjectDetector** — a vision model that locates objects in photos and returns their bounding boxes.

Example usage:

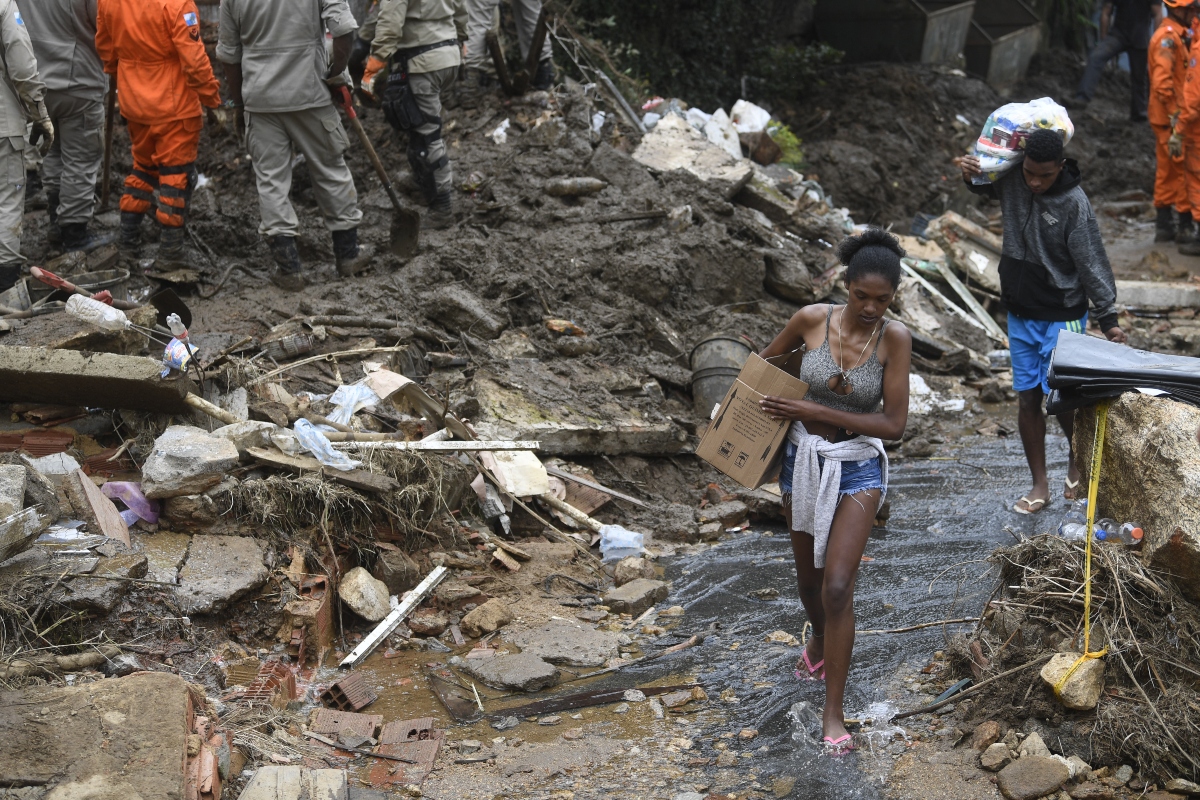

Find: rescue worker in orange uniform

[1150,0,1197,244]
[95,0,224,266]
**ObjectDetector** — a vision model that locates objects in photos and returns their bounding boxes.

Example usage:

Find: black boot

[59,222,117,253]
[0,263,20,293]
[269,235,306,291]
[156,225,188,267]
[459,68,484,109]
[532,59,555,91]
[333,228,374,277]
[427,192,455,229]
[46,190,61,246]
[1180,216,1200,255]
[119,212,143,248]
[1178,210,1195,245]
[1156,206,1176,243]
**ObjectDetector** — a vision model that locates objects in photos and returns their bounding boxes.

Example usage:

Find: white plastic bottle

[65,294,128,332]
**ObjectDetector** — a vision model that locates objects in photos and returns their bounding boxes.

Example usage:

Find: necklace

[830,307,879,396]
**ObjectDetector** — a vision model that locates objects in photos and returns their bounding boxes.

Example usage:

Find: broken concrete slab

[0,465,26,518]
[1116,279,1200,311]
[633,114,752,185]
[603,578,669,616]
[511,620,620,667]
[461,597,514,638]
[463,651,560,692]
[0,346,196,413]
[0,506,49,564]
[57,552,148,611]
[212,420,278,459]
[176,535,268,614]
[339,566,391,622]
[132,530,191,584]
[0,672,193,797]
[237,766,348,800]
[141,425,240,500]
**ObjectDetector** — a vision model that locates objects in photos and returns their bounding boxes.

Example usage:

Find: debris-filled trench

[5,17,1200,800]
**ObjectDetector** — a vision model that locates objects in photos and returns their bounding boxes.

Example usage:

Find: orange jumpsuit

[1150,16,1191,213]
[95,0,221,228]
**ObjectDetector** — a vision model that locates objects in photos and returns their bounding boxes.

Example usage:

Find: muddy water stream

[628,433,1069,797]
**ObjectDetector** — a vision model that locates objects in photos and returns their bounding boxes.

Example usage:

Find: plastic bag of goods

[970,97,1073,185]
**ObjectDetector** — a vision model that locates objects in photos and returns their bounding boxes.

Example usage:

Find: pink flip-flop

[823,734,854,756]
[793,649,825,682]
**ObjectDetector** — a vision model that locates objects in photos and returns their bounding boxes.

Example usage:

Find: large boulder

[140,426,239,500]
[1040,653,1105,710]
[1075,394,1200,600]
[996,756,1070,800]
[372,548,422,595]
[603,578,669,617]
[461,598,513,638]
[338,567,391,622]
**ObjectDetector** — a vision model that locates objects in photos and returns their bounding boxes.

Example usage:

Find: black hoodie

[966,159,1119,332]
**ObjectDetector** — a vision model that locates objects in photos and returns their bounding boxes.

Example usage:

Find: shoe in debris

[269,234,307,291]
[333,228,374,277]
[59,222,117,253]
[426,192,456,229]
[1178,211,1195,245]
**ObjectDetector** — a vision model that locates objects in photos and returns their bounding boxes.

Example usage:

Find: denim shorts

[778,440,885,497]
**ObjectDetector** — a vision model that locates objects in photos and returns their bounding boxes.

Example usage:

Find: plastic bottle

[166,312,189,343]
[1117,522,1144,547]
[65,294,128,332]
[1059,522,1088,542]
[1093,518,1117,541]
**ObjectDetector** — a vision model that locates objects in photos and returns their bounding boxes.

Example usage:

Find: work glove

[206,105,229,132]
[1170,127,1185,159]
[30,101,54,157]
[325,66,351,88]
[361,55,386,100]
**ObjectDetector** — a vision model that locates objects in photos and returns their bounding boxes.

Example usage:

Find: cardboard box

[695,353,809,489]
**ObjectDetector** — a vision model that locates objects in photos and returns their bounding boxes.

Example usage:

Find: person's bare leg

[819,489,878,742]
[1016,387,1050,509]
[789,520,826,670]
[1056,410,1080,495]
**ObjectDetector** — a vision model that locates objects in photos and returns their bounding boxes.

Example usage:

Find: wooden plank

[247,447,398,494]
[546,465,647,509]
[331,440,540,452]
[64,469,129,547]
[929,258,1009,344]
[899,261,987,334]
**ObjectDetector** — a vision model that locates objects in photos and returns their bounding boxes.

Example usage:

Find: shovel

[334,86,420,258]
[30,266,139,310]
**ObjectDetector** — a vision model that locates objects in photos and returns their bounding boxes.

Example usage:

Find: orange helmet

[1165,0,1198,8]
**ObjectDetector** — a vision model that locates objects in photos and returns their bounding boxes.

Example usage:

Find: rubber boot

[1155,206,1177,243]
[532,59,555,91]
[459,69,482,109]
[333,228,374,277]
[119,212,144,262]
[1180,216,1200,255]
[1177,210,1195,245]
[426,192,455,229]
[0,262,20,293]
[269,235,306,291]
[59,222,117,254]
[46,190,61,246]
[156,225,188,267]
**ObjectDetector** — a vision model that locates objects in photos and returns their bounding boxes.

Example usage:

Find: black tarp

[1046,330,1200,414]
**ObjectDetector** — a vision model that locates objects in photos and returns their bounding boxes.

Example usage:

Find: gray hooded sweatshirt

[966,159,1119,332]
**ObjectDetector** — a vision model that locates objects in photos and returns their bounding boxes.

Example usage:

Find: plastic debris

[293,418,362,471]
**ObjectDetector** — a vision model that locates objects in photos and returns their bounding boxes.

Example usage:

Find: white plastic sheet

[293,418,361,471]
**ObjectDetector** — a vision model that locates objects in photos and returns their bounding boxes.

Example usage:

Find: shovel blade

[148,288,191,330]
[389,207,421,258]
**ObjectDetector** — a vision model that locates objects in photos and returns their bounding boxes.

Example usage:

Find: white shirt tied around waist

[787,420,889,569]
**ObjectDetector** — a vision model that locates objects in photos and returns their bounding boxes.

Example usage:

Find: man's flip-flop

[794,649,825,682]
[1064,478,1081,500]
[823,734,854,756]
[1012,496,1047,515]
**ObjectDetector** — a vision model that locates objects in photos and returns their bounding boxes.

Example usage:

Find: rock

[434,580,486,608]
[587,142,654,192]
[140,426,239,500]
[1144,793,1190,800]
[698,499,749,528]
[771,777,797,798]
[715,750,738,768]
[1114,765,1134,785]
[407,610,449,637]
[0,465,27,518]
[1075,394,1200,601]
[373,549,422,595]
[1165,779,1200,795]
[458,739,482,754]
[338,567,391,622]
[613,702,629,713]
[425,285,508,340]
[57,553,148,611]
[1067,782,1115,799]
[491,716,520,731]
[575,608,607,623]
[612,556,656,586]
[1066,755,1092,781]
[739,728,758,740]
[23,451,81,478]
[997,756,1071,800]
[161,494,218,529]
[131,530,191,584]
[175,535,267,614]
[210,420,277,458]
[1040,653,1105,710]
[537,716,560,725]
[464,652,559,692]
[698,521,723,541]
[673,793,705,800]
[1018,731,1051,758]
[632,114,752,185]
[653,503,701,543]
[971,720,1002,751]
[981,742,1013,771]
[603,578,669,616]
[623,689,646,702]
[763,251,817,305]
[511,620,619,667]
[461,598,513,638]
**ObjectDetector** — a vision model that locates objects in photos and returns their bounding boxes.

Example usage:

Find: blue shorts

[778,440,885,497]
[1008,313,1087,394]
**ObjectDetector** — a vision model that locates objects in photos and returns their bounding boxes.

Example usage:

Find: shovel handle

[30,267,139,310]
[335,86,406,215]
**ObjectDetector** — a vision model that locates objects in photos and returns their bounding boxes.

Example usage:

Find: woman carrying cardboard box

[759,228,912,755]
